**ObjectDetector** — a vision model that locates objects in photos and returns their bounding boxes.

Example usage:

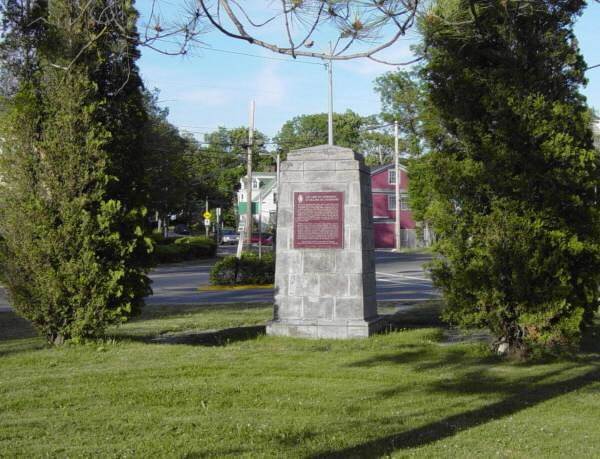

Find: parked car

[220,229,239,245]
[173,224,191,235]
[251,233,273,245]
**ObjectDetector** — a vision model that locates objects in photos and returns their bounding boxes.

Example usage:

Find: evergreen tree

[0,0,152,343]
[418,0,600,355]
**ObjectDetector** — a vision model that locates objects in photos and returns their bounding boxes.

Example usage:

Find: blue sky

[137,1,600,142]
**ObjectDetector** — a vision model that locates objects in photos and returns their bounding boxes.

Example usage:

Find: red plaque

[293,192,344,249]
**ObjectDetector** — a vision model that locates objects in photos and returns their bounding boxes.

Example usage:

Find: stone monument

[266,145,384,338]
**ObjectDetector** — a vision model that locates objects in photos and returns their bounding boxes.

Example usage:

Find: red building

[370,164,417,248]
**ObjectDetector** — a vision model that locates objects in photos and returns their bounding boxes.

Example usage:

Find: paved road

[0,248,437,311]
[146,248,437,305]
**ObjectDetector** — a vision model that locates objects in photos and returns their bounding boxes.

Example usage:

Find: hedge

[209,252,274,285]
[153,236,217,263]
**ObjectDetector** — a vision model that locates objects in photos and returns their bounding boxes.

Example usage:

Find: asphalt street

[0,247,437,311]
[145,246,437,305]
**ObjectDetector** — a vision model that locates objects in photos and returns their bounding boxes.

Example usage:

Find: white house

[237,172,277,232]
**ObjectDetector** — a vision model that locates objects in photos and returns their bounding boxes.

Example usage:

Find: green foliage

[153,237,217,263]
[375,69,428,157]
[209,253,274,285]
[0,0,152,344]
[142,91,200,225]
[418,0,600,355]
[274,110,366,155]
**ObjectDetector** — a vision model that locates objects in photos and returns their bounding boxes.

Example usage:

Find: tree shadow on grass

[311,365,600,458]
[117,324,267,347]
[312,319,600,458]
[131,302,271,323]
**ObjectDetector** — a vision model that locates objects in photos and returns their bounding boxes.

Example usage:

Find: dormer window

[252,179,260,189]
[388,168,400,185]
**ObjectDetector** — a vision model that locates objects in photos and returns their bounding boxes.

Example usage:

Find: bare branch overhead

[194,0,421,64]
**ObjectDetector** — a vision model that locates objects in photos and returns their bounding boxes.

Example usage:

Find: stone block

[317,324,348,339]
[347,326,370,338]
[319,273,349,297]
[304,160,336,171]
[280,170,303,182]
[346,227,363,251]
[335,251,363,273]
[276,250,303,274]
[347,274,365,297]
[277,208,293,227]
[343,206,361,226]
[334,297,364,319]
[336,170,358,183]
[289,273,320,297]
[275,295,303,319]
[276,227,289,250]
[304,297,334,320]
[348,183,362,205]
[281,161,303,171]
[290,325,319,338]
[336,160,360,170]
[303,170,332,182]
[267,144,379,339]
[274,273,289,296]
[287,146,358,161]
[303,252,335,273]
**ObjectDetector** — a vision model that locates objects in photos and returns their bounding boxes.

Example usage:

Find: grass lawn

[0,302,599,458]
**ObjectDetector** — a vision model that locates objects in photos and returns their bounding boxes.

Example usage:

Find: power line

[194,45,325,66]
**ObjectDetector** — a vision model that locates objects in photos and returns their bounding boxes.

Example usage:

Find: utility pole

[245,100,255,249]
[258,187,262,259]
[394,120,401,251]
[276,150,281,193]
[328,41,334,146]
[205,198,209,239]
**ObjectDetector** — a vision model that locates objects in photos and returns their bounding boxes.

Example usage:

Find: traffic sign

[203,210,212,219]
[204,218,211,226]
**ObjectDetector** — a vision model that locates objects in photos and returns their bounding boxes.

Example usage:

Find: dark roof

[369,163,407,175]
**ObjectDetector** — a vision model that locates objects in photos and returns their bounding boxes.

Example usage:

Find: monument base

[266,316,387,339]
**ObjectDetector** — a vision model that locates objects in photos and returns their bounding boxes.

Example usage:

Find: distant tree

[361,130,395,167]
[375,69,427,157]
[0,0,152,344]
[191,126,271,226]
[419,0,600,356]
[142,92,196,231]
[275,111,366,155]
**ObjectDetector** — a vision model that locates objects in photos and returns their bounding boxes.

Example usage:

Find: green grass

[1,303,599,457]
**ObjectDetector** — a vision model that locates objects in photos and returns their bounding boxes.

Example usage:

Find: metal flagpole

[328,42,333,146]
[394,120,401,251]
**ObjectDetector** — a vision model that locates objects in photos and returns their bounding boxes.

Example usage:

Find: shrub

[153,237,216,263]
[418,0,600,356]
[210,253,274,286]
[149,231,168,245]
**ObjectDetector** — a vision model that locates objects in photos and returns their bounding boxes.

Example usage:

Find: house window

[388,168,401,185]
[273,192,277,204]
[388,195,409,211]
[252,179,260,189]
